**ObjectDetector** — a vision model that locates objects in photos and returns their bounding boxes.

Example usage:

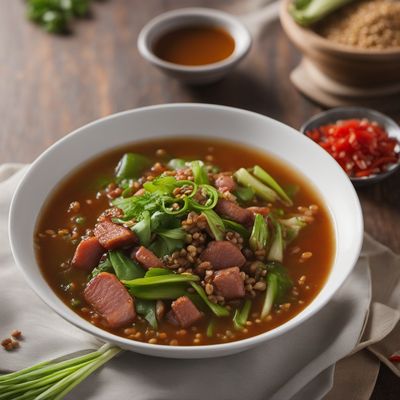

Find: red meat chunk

[170,296,203,328]
[213,267,245,299]
[200,241,246,270]
[215,175,236,192]
[84,272,136,329]
[135,246,163,269]
[71,237,105,272]
[94,220,137,250]
[215,199,252,226]
[247,206,270,216]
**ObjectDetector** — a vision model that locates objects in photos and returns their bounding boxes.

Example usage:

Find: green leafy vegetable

[222,219,250,240]
[206,319,216,337]
[27,0,71,34]
[0,343,120,399]
[233,299,252,330]
[190,282,230,317]
[113,192,161,222]
[280,216,307,243]
[234,168,279,203]
[90,257,113,279]
[284,184,300,199]
[261,262,293,318]
[150,211,179,231]
[109,251,145,281]
[150,227,186,259]
[190,160,209,185]
[149,236,184,258]
[253,166,293,206]
[115,153,151,180]
[157,227,186,241]
[268,220,283,262]
[249,214,269,252]
[127,269,191,300]
[132,211,151,246]
[136,299,158,329]
[129,285,189,300]
[234,185,255,202]
[261,273,277,319]
[167,159,186,170]
[144,268,173,277]
[123,273,199,287]
[143,176,179,194]
[290,0,356,26]
[202,209,225,240]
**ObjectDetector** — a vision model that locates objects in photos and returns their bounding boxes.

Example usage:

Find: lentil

[317,0,400,49]
[11,330,22,339]
[301,251,313,260]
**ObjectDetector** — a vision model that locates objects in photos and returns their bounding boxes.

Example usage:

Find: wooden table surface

[1,0,399,398]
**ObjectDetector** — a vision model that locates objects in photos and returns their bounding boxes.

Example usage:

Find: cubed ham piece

[215,199,253,226]
[215,175,236,192]
[170,296,203,328]
[166,310,179,326]
[135,246,163,269]
[213,267,245,299]
[84,272,136,329]
[94,220,137,250]
[247,206,270,216]
[200,240,246,270]
[71,237,105,272]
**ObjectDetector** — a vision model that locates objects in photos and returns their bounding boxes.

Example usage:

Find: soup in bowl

[9,104,363,358]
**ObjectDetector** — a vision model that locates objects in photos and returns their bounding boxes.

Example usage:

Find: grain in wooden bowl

[280,0,400,88]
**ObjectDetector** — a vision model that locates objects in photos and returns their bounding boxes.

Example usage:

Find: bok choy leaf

[261,262,292,318]
[234,168,279,203]
[253,166,293,206]
[233,299,252,330]
[202,209,225,241]
[249,214,268,252]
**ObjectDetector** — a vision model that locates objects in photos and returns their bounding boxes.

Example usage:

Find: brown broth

[153,26,235,66]
[35,138,335,346]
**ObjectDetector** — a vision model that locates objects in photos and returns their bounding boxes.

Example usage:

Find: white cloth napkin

[1,164,398,400]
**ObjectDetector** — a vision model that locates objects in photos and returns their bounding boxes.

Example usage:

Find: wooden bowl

[280,0,400,88]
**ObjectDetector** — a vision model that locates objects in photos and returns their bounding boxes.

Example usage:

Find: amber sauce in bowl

[153,26,235,66]
[137,8,252,84]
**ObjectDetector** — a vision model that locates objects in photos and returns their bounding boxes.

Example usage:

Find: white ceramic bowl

[9,104,363,359]
[137,8,252,85]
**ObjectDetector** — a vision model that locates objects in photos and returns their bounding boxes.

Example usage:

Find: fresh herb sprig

[26,0,92,34]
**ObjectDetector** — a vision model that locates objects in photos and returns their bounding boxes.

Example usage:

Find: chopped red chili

[306,119,399,178]
[389,354,400,363]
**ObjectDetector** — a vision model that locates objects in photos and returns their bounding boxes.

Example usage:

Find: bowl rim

[137,7,252,73]
[280,0,400,58]
[9,103,364,356]
[300,106,400,185]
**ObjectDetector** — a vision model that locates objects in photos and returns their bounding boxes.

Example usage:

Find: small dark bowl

[300,107,400,187]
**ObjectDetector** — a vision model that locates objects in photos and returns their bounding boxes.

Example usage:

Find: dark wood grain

[0,0,399,398]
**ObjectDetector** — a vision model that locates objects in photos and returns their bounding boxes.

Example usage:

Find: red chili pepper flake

[389,354,400,363]
[306,118,400,178]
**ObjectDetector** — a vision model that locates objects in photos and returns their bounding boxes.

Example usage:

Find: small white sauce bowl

[137,8,252,85]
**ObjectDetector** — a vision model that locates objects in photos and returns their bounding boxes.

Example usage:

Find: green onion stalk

[289,0,356,26]
[0,343,121,400]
